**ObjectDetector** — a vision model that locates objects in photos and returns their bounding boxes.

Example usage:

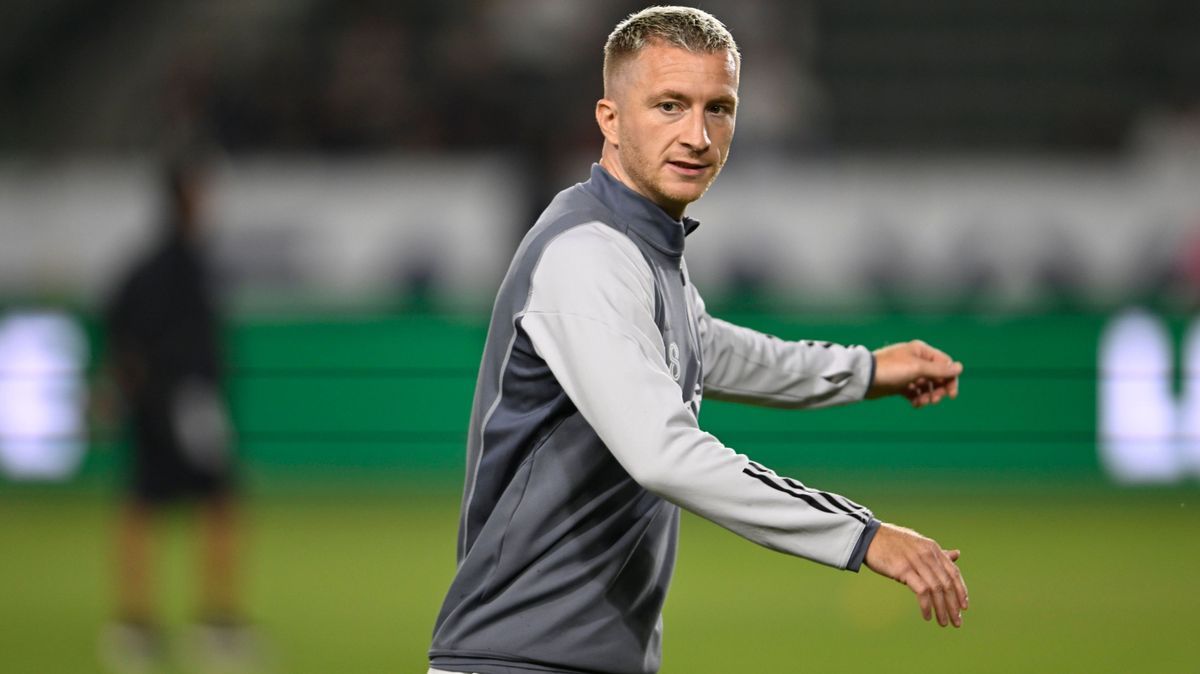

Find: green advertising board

[6,307,1198,488]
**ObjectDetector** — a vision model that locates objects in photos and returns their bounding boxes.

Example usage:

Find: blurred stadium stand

[2,155,1199,311]
[1,1,1198,307]
[2,0,1197,153]
[817,0,1200,150]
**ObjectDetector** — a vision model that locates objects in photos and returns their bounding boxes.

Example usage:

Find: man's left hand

[867,340,963,408]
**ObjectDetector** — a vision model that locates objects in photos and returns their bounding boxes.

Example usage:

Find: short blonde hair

[603,6,740,93]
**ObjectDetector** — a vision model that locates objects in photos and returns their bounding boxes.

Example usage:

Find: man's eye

[658,102,680,113]
[708,104,730,115]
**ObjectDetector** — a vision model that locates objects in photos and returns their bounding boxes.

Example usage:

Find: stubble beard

[622,146,718,217]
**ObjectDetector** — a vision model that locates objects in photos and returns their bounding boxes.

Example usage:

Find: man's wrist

[846,518,881,572]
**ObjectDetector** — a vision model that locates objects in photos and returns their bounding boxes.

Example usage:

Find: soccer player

[428,7,968,674]
[99,157,257,673]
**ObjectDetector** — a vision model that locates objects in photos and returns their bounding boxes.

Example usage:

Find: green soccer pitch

[1,480,1196,674]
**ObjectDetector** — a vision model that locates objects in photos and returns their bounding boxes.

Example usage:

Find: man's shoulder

[540,221,643,270]
[519,182,643,268]
[500,181,655,305]
[532,181,613,232]
[524,222,656,315]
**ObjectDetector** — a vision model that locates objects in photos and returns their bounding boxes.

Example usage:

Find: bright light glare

[0,310,89,481]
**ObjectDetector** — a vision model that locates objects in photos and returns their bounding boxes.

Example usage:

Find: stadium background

[2,1,1199,672]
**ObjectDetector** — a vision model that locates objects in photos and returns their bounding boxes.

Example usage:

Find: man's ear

[595,98,619,146]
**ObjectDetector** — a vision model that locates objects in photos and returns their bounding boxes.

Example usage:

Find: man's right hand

[865,522,968,628]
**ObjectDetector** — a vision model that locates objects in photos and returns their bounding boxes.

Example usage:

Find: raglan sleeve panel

[519,223,876,570]
[692,286,875,409]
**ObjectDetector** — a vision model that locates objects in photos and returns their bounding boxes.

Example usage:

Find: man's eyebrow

[645,89,691,103]
[647,89,738,106]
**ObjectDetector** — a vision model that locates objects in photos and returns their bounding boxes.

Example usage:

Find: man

[429,7,967,674]
[99,158,255,673]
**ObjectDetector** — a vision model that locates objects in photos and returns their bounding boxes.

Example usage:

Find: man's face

[601,43,738,218]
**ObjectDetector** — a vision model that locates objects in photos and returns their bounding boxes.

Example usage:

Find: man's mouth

[667,160,710,176]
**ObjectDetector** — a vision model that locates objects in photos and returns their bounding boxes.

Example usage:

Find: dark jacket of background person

[104,224,231,501]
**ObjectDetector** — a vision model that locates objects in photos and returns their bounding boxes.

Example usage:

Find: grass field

[2,480,1197,673]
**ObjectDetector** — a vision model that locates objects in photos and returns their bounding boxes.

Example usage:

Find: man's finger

[931,583,952,627]
[924,557,961,627]
[922,359,964,380]
[918,377,959,406]
[918,561,953,627]
[936,548,968,615]
[951,569,968,615]
[922,380,937,406]
[941,570,965,627]
[915,583,933,621]
[942,550,968,610]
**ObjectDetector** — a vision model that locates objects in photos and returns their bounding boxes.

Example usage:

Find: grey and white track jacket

[429,164,881,674]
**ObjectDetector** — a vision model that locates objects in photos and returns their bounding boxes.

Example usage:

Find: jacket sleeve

[519,223,878,570]
[692,286,876,409]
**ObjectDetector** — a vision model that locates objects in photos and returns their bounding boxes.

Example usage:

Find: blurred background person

[97,155,256,674]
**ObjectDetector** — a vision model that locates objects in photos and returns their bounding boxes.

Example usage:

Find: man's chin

[661,183,709,207]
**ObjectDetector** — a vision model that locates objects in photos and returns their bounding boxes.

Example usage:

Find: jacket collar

[582,163,699,257]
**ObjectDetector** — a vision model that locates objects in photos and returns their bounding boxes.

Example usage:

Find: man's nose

[680,108,711,152]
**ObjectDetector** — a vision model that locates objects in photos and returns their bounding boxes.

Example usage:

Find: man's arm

[694,286,875,408]
[695,287,963,410]
[519,224,874,570]
[692,287,969,627]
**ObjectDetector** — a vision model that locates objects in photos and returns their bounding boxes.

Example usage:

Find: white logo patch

[668,342,681,381]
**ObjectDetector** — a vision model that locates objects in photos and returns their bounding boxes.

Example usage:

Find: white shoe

[180,619,271,673]
[98,621,167,674]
